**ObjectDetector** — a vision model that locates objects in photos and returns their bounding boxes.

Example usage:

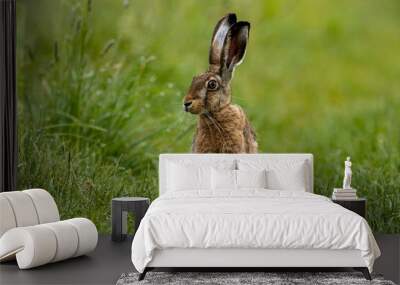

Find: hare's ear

[209,13,237,73]
[220,21,250,82]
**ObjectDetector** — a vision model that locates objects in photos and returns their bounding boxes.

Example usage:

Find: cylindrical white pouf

[23,189,60,224]
[0,226,57,269]
[0,196,17,237]
[0,191,39,227]
[42,221,79,262]
[65,218,98,257]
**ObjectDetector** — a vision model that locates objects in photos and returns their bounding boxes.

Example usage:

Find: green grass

[16,0,400,233]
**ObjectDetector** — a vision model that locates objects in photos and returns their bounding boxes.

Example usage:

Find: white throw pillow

[266,167,306,191]
[211,168,237,190]
[236,169,267,189]
[167,162,211,191]
[211,169,268,191]
[238,159,308,191]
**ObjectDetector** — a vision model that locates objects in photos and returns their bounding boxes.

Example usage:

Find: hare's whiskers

[205,113,229,149]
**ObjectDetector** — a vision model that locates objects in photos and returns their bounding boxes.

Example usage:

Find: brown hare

[183,13,257,153]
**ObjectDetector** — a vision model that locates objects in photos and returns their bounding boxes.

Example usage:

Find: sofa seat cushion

[0,218,98,269]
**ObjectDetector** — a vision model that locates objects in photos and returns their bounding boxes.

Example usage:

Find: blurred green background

[16,0,399,233]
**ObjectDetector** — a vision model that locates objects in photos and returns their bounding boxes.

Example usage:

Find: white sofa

[0,189,98,269]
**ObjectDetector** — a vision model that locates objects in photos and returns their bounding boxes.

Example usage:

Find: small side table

[332,198,366,218]
[112,197,150,242]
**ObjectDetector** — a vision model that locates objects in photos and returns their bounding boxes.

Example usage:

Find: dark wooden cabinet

[332,198,366,218]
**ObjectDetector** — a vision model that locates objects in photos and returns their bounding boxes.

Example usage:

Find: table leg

[112,201,127,242]
[122,211,127,237]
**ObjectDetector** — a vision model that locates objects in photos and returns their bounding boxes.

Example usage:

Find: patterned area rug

[116,272,395,285]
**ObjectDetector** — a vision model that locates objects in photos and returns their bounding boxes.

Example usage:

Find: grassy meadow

[16,0,400,233]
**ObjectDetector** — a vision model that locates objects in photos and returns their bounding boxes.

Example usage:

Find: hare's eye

[207,80,218,91]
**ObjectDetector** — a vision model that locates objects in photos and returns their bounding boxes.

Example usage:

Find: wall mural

[16,1,400,234]
[183,14,257,153]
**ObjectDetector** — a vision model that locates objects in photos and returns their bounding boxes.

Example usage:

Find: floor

[375,234,400,284]
[0,235,134,285]
[0,234,398,285]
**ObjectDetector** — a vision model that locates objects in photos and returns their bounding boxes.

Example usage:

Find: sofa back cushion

[0,189,60,238]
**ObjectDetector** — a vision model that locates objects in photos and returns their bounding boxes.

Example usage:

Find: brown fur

[183,14,258,153]
[193,105,257,153]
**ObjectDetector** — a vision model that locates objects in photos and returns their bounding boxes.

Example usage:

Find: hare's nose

[183,101,192,112]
